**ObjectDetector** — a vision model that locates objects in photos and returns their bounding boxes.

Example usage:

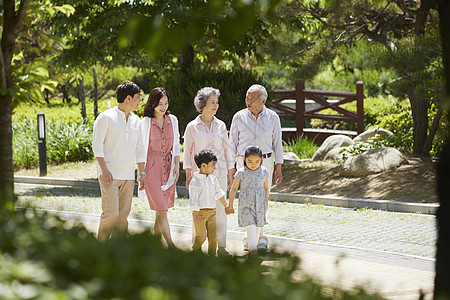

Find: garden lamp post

[37,112,47,176]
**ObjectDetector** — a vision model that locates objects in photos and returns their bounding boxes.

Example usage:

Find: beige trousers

[193,208,217,255]
[97,177,135,241]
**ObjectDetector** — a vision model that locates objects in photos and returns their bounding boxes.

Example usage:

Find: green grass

[283,134,318,159]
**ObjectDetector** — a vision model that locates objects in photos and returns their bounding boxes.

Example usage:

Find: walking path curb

[14,175,439,215]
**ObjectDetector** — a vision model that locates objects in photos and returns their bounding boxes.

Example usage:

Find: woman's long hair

[143,87,171,118]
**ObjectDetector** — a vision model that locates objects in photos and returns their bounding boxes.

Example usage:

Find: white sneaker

[257,236,269,253]
[242,237,249,251]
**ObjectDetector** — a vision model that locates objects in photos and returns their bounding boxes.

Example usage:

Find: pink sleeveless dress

[144,116,176,211]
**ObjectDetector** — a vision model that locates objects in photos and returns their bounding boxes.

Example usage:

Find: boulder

[283,152,301,162]
[353,128,394,143]
[323,146,347,161]
[340,147,408,177]
[312,135,354,161]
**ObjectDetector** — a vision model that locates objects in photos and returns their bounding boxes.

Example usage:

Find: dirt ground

[271,155,438,204]
[14,155,438,204]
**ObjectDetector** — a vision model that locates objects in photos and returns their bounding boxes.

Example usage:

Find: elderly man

[229,84,283,252]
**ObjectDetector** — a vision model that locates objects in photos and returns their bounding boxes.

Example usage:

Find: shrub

[46,120,94,163]
[12,119,39,169]
[0,209,383,299]
[13,119,94,168]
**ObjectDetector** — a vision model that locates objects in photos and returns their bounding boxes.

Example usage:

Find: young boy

[189,150,229,255]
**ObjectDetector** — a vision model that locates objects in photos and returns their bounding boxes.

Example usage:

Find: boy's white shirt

[189,172,225,211]
[138,114,180,199]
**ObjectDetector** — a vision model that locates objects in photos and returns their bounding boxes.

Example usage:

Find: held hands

[138,172,146,190]
[225,205,235,215]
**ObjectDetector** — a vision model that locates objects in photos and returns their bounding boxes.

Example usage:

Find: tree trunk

[408,93,428,154]
[435,140,450,299]
[93,68,98,119]
[0,0,30,212]
[435,0,450,298]
[0,93,14,209]
[61,83,71,104]
[78,77,87,122]
[44,89,50,104]
[179,44,194,72]
[422,106,444,155]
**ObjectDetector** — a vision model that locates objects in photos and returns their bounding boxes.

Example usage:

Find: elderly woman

[183,87,234,256]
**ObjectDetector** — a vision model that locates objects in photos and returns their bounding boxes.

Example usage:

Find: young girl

[227,146,269,255]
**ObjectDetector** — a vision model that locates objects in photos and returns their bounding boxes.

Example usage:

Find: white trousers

[216,175,228,248]
[192,175,228,248]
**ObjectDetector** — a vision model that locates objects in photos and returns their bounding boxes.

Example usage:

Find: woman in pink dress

[140,87,180,247]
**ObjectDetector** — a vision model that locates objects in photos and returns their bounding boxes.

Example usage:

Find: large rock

[323,146,347,161]
[312,135,354,161]
[283,152,300,162]
[353,128,394,143]
[340,147,408,177]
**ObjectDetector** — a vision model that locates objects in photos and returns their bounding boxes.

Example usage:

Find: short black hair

[194,150,217,168]
[116,80,141,103]
[244,145,263,167]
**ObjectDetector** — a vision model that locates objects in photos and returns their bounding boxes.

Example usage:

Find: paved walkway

[14,181,437,299]
[56,210,434,300]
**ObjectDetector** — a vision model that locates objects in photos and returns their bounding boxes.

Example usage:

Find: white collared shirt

[229,106,284,164]
[183,115,234,177]
[92,106,146,180]
[189,172,225,211]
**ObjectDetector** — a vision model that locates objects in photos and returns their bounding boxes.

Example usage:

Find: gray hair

[246,84,268,102]
[194,87,221,113]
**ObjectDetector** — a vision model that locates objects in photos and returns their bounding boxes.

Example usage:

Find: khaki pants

[191,176,228,248]
[193,208,217,255]
[97,177,135,241]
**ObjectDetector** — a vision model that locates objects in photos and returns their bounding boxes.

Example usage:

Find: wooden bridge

[270,80,364,145]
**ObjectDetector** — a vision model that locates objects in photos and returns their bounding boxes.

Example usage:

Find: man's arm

[272,114,284,184]
[228,114,239,177]
[275,163,283,184]
[137,162,145,190]
[96,157,113,184]
[92,115,112,184]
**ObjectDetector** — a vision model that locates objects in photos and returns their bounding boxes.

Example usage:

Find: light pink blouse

[183,115,234,177]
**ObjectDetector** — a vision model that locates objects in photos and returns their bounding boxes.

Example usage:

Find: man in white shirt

[92,80,147,241]
[229,84,284,251]
[189,150,228,256]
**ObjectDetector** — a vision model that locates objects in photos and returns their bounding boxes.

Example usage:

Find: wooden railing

[270,80,364,145]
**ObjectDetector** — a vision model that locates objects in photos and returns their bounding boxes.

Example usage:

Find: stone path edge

[14,175,439,215]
